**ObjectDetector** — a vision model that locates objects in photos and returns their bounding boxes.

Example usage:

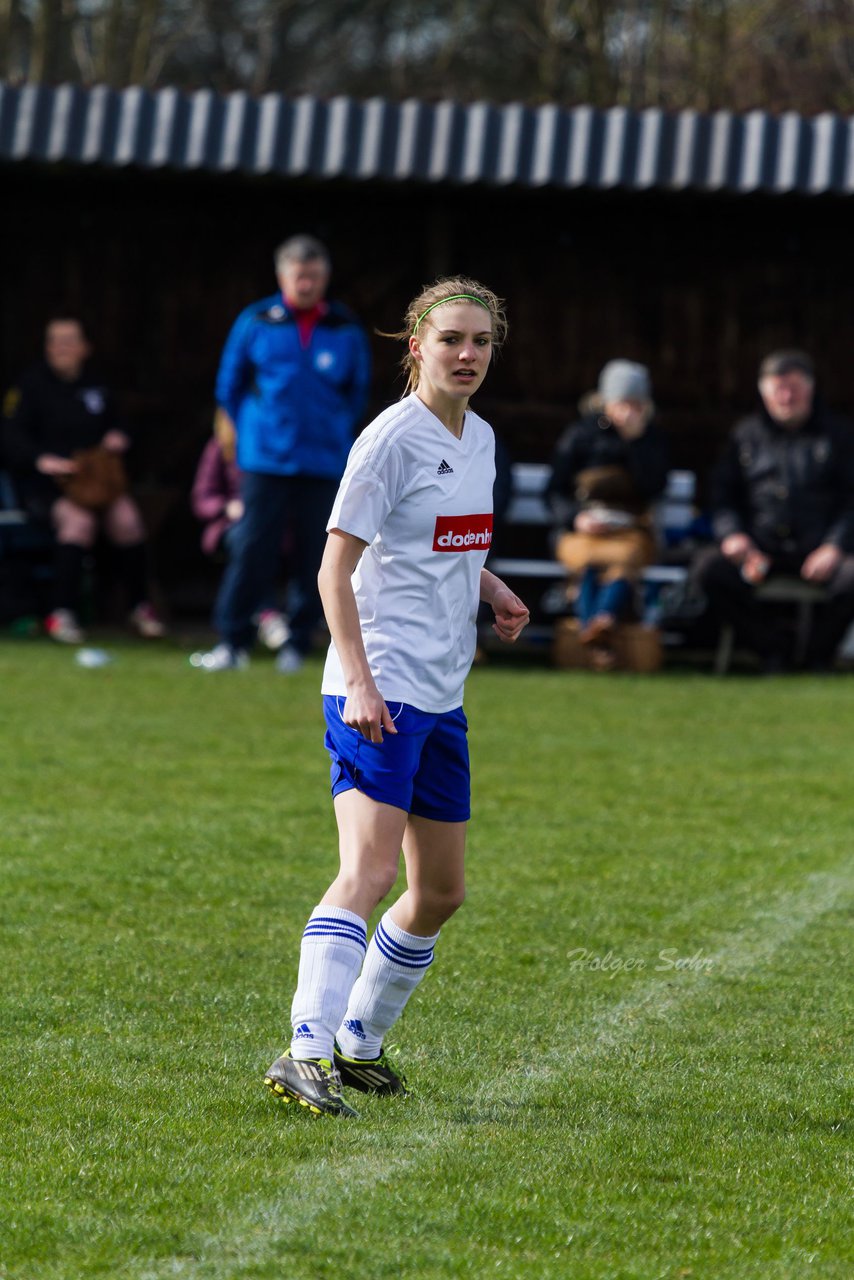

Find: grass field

[1,636,852,1280]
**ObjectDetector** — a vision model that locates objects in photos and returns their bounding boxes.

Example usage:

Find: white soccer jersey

[321,392,496,713]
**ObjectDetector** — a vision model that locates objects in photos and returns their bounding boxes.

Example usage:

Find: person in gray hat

[695,349,854,672]
[598,358,652,404]
[546,359,669,669]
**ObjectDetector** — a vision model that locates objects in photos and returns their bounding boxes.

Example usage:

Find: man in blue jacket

[200,235,371,672]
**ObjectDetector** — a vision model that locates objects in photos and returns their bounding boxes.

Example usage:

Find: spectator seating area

[4,459,852,669]
[486,462,696,654]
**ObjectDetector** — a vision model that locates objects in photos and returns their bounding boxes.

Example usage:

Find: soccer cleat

[264,1052,359,1117]
[333,1044,408,1097]
[45,609,84,645]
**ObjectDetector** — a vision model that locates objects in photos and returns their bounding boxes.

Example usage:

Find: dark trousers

[54,541,149,615]
[213,472,339,653]
[695,547,854,667]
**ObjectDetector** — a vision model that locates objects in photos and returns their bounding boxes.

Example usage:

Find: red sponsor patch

[433,513,493,552]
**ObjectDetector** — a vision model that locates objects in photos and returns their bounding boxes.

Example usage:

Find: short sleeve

[327,429,407,544]
[328,468,390,543]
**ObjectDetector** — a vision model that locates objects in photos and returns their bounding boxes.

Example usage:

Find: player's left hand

[491,587,530,643]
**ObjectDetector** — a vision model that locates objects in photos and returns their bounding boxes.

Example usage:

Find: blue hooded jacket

[215,294,371,479]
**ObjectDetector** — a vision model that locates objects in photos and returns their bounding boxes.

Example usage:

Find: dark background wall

[3,160,854,610]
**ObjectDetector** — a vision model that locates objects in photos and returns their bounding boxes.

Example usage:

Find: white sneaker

[189,643,249,671]
[45,609,85,645]
[130,602,166,639]
[256,609,290,651]
[275,645,304,674]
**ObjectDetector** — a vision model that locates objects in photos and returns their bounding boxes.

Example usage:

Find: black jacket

[3,359,127,514]
[546,412,670,530]
[711,400,854,559]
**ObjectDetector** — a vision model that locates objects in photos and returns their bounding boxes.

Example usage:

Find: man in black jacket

[696,350,854,671]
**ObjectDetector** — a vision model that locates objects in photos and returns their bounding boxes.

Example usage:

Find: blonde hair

[213,406,237,463]
[384,276,508,395]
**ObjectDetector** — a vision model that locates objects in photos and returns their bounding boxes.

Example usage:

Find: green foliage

[1,639,852,1278]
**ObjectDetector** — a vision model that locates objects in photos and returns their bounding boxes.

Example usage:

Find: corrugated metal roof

[2,81,854,195]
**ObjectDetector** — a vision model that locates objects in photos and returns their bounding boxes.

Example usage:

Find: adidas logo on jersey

[437,459,454,475]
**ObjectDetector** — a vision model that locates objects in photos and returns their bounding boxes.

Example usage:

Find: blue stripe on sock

[303,925,366,946]
[375,921,434,969]
[306,913,366,936]
[303,918,367,949]
[304,916,366,936]
[375,934,433,968]
[377,920,435,958]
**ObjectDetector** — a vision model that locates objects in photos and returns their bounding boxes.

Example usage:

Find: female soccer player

[264,277,530,1116]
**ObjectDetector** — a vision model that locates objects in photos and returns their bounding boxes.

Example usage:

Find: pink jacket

[191,438,240,557]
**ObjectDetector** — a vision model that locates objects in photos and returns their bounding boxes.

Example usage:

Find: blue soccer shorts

[322,695,470,823]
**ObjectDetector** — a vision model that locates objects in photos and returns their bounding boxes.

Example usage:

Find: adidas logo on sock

[294,1023,315,1040]
[344,1018,367,1040]
[437,459,454,475]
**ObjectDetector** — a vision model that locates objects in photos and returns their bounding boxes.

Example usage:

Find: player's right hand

[343,687,398,742]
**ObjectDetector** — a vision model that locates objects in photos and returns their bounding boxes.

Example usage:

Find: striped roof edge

[2,82,854,195]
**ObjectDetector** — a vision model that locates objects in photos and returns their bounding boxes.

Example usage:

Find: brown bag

[556,527,656,574]
[62,447,127,510]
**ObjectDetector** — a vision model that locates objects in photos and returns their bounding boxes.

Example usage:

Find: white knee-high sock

[290,906,367,1062]
[335,911,439,1059]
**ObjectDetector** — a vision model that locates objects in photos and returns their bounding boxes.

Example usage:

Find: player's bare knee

[417,882,466,925]
[335,860,398,907]
[443,883,467,919]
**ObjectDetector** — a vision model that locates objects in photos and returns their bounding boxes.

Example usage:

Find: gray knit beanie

[598,359,651,403]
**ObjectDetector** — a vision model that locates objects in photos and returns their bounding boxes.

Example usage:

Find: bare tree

[0,0,24,79]
[6,0,854,114]
[29,0,65,81]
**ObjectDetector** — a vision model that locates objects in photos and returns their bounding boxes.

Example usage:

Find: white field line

[140,867,851,1278]
[486,867,852,1100]
[137,1151,416,1280]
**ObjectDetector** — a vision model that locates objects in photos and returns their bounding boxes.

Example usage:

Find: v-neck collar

[410,392,471,447]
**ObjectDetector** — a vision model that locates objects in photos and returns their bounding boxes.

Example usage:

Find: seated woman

[546,360,669,669]
[3,315,164,643]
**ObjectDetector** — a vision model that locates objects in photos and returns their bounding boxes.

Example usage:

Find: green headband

[413,294,491,333]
